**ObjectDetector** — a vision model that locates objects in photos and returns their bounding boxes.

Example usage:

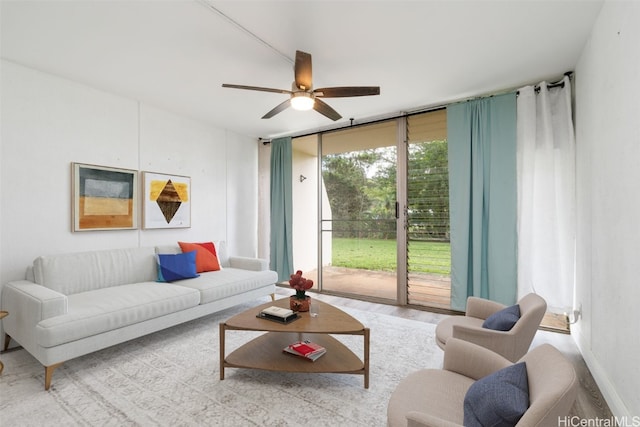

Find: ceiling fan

[222,50,380,121]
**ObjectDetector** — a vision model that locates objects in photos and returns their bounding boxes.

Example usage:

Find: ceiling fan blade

[294,50,313,90]
[313,99,342,121]
[262,99,291,119]
[222,84,291,95]
[314,86,380,98]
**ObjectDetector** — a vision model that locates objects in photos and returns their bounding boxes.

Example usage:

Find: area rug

[0,297,443,426]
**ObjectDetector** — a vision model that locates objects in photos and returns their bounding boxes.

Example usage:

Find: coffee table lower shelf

[220,330,370,388]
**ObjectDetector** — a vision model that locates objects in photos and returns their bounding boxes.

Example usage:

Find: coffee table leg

[364,327,370,389]
[219,323,226,380]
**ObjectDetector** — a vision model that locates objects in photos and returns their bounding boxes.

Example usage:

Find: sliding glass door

[319,121,398,301]
[290,110,450,308]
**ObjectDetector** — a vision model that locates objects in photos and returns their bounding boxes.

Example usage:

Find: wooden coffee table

[220,298,370,388]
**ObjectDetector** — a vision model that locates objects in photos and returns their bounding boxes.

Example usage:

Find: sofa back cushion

[33,247,157,295]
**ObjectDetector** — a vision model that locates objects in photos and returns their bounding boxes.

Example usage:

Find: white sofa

[1,243,277,390]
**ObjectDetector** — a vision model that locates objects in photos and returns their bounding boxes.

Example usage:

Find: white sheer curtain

[517,75,575,313]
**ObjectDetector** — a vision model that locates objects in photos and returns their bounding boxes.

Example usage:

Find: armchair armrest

[451,323,518,361]
[443,338,511,380]
[407,412,463,427]
[465,296,506,319]
[228,256,269,271]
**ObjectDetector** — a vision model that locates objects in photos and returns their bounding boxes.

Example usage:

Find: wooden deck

[296,267,569,332]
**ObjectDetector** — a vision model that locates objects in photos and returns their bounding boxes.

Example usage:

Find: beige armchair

[435,293,547,362]
[387,338,578,427]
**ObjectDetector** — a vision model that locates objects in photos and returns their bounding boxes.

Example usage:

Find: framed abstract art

[142,172,191,229]
[72,163,138,231]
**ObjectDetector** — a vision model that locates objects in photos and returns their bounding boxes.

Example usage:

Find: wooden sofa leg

[270,293,275,301]
[1,334,11,375]
[44,362,63,391]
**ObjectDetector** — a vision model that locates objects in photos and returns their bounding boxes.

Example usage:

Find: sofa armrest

[1,281,68,342]
[443,338,511,380]
[407,412,463,427]
[228,256,269,271]
[465,296,505,319]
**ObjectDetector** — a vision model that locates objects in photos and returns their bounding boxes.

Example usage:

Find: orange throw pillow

[178,241,221,272]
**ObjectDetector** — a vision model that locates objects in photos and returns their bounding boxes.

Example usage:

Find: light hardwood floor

[275,288,614,422]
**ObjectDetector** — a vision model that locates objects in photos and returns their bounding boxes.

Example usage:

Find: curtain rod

[261,107,446,144]
[260,71,573,144]
[520,71,573,95]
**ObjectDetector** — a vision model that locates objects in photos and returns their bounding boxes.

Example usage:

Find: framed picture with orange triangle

[142,171,191,229]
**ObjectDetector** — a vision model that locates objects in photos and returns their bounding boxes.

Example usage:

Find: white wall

[0,60,259,285]
[225,130,260,257]
[137,104,229,247]
[574,1,640,418]
[257,142,271,261]
[292,148,318,273]
[2,61,139,282]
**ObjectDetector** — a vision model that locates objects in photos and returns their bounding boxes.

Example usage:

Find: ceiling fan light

[290,93,315,111]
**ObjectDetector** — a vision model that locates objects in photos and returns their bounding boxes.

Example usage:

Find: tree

[364,147,397,239]
[322,141,448,241]
[407,140,449,241]
[322,148,398,239]
[322,153,371,238]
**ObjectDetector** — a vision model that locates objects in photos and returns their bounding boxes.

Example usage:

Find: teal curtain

[447,93,517,311]
[269,137,293,282]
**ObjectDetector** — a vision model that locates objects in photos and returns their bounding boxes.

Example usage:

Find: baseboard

[571,322,633,419]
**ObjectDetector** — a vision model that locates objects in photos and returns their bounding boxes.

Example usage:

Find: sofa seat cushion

[36,283,200,347]
[171,268,278,304]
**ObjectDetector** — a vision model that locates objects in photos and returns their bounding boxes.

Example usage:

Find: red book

[289,342,321,356]
[283,340,326,361]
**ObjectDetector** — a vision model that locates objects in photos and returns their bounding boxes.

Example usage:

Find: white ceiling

[1,0,604,140]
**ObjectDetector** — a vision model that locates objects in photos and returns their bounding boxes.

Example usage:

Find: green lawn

[331,237,451,275]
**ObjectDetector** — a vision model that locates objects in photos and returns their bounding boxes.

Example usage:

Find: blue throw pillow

[464,362,529,427]
[157,251,199,282]
[483,304,521,331]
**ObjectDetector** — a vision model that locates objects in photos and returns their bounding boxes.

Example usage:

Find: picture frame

[142,171,191,229]
[72,163,138,231]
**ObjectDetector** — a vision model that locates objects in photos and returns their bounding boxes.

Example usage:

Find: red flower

[289,270,313,299]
